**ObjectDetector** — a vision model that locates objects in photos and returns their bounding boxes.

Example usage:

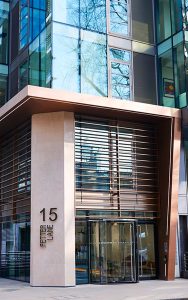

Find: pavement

[0,278,188,300]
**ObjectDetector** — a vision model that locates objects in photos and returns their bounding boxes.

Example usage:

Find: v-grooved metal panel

[75,117,159,215]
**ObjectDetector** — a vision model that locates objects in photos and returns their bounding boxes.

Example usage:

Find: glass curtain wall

[18,0,52,90]
[19,0,51,49]
[0,121,31,282]
[29,24,51,87]
[52,0,132,98]
[156,0,188,108]
[0,0,9,107]
[156,0,183,43]
[158,36,187,108]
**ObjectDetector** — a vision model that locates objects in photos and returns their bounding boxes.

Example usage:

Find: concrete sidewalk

[0,278,188,300]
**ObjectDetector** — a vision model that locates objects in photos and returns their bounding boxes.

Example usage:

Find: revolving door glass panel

[138,224,156,279]
[90,220,137,283]
[75,221,89,284]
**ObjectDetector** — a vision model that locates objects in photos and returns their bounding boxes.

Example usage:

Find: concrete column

[30,111,75,286]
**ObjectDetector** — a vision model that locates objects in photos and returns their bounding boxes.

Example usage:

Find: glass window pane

[52,23,80,92]
[0,71,7,106]
[171,0,183,35]
[53,0,79,26]
[75,221,89,284]
[133,52,156,105]
[157,0,171,43]
[174,42,187,108]
[19,61,28,91]
[158,48,175,107]
[29,25,52,87]
[131,0,154,44]
[20,2,29,49]
[110,48,131,62]
[80,0,106,33]
[110,0,129,36]
[138,224,156,278]
[0,1,9,64]
[110,48,131,100]
[81,30,107,96]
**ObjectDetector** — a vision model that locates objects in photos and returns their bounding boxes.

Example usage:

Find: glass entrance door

[138,224,156,279]
[90,220,138,283]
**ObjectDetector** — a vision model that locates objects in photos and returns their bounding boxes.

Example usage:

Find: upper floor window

[109,48,132,100]
[109,0,130,36]
[53,0,130,36]
[20,0,29,49]
[19,0,50,50]
[0,1,9,64]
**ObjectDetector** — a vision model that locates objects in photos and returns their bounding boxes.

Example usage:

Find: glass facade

[0,1,9,106]
[75,116,158,284]
[156,0,188,108]
[157,0,183,43]
[51,0,155,101]
[75,216,157,284]
[2,0,157,104]
[0,121,31,282]
[19,0,50,49]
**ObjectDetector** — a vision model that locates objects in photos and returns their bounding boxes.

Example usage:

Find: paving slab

[0,278,188,300]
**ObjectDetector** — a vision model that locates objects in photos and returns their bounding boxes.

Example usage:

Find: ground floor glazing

[76,215,157,284]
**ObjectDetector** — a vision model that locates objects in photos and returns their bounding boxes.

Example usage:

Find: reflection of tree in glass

[111,62,130,99]
[81,35,107,96]
[110,0,129,35]
[80,0,106,33]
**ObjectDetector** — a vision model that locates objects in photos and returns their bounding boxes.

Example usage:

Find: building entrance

[89,220,138,283]
[75,219,146,284]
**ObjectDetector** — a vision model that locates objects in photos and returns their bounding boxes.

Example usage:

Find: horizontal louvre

[0,121,31,224]
[75,117,159,216]
[0,121,31,282]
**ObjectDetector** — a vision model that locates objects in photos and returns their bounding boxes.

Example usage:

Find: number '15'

[40,208,58,222]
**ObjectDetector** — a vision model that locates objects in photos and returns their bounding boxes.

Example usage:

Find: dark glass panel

[20,0,29,48]
[0,71,7,106]
[133,52,156,105]
[19,61,28,91]
[131,0,154,44]
[171,0,183,35]
[157,0,171,43]
[75,221,89,284]
[0,1,9,64]
[174,42,186,108]
[158,48,175,107]
[29,25,52,88]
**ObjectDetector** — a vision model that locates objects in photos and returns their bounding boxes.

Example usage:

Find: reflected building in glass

[0,0,187,287]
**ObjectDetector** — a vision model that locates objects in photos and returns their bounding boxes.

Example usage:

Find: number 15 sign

[39,208,58,248]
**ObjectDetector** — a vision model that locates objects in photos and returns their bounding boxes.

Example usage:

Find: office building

[0,0,186,286]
